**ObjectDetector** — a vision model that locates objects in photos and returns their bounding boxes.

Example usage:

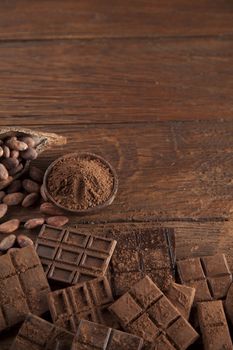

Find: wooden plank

[0,38,233,124]
[0,0,233,40]
[2,121,233,222]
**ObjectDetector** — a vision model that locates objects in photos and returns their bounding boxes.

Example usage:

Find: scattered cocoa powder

[46,155,114,210]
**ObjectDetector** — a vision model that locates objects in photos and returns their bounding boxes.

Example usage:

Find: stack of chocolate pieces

[2,223,233,349]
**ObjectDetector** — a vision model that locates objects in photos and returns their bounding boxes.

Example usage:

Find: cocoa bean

[19,136,36,148]
[20,147,38,160]
[22,192,39,208]
[40,202,65,216]
[22,179,40,193]
[0,191,5,202]
[40,185,48,201]
[0,203,7,218]
[24,218,45,229]
[0,219,20,233]
[3,192,25,206]
[29,166,44,183]
[17,234,34,248]
[11,150,19,159]
[6,137,28,151]
[0,177,13,190]
[0,164,9,180]
[0,146,3,157]
[9,163,23,176]
[6,180,22,194]
[0,234,16,251]
[2,145,10,158]
[46,216,69,227]
[1,157,19,170]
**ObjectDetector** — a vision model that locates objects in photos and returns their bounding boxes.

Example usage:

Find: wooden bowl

[43,152,118,215]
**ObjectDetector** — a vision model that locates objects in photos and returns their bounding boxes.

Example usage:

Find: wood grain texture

[1,121,233,222]
[0,0,233,40]
[0,38,233,123]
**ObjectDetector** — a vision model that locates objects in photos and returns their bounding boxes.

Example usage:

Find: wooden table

[0,1,233,348]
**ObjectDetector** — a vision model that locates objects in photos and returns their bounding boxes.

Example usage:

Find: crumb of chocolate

[47,155,114,210]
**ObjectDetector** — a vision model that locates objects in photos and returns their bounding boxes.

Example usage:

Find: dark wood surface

[0,1,233,348]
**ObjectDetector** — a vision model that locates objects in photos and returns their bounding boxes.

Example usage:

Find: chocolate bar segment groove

[48,276,116,332]
[71,319,143,350]
[35,225,117,285]
[0,246,50,332]
[109,275,198,349]
[177,254,232,303]
[10,313,73,350]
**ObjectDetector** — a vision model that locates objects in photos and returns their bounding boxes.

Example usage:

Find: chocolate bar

[71,319,143,350]
[106,225,175,296]
[225,283,233,325]
[197,300,232,350]
[48,276,117,332]
[109,275,198,349]
[0,246,50,332]
[166,282,195,319]
[35,225,117,285]
[177,254,232,303]
[10,313,73,350]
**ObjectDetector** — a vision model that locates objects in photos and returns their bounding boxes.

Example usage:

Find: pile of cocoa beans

[0,134,69,253]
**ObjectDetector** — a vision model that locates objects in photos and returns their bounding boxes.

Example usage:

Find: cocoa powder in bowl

[45,153,117,212]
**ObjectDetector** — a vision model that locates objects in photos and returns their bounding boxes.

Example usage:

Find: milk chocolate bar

[197,300,232,350]
[10,314,73,350]
[48,276,117,332]
[35,225,117,285]
[71,319,143,350]
[166,282,195,319]
[0,246,50,331]
[109,275,198,349]
[177,254,232,303]
[106,226,175,296]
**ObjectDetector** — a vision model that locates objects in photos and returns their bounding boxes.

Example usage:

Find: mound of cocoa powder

[46,155,114,210]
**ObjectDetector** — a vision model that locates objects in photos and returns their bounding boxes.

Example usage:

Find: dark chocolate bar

[10,313,73,350]
[71,319,143,350]
[48,276,117,332]
[109,275,198,349]
[197,300,232,350]
[165,282,195,319]
[106,226,175,296]
[177,254,232,303]
[0,246,50,332]
[35,225,117,285]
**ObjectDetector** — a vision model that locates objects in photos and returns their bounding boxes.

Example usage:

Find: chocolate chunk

[225,283,233,325]
[166,282,195,319]
[197,300,232,350]
[48,276,117,332]
[109,275,198,349]
[177,254,232,303]
[10,313,73,350]
[71,319,143,350]
[35,225,117,285]
[0,246,50,331]
[106,226,175,296]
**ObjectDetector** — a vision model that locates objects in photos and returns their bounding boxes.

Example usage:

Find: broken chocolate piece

[35,225,117,285]
[10,313,73,350]
[109,275,198,349]
[225,282,233,326]
[177,254,232,303]
[48,276,117,332]
[197,300,232,350]
[71,319,143,350]
[166,282,195,319]
[0,246,50,332]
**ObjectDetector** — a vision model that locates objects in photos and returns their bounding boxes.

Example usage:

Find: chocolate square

[0,246,50,332]
[35,225,117,285]
[109,275,198,349]
[177,254,232,303]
